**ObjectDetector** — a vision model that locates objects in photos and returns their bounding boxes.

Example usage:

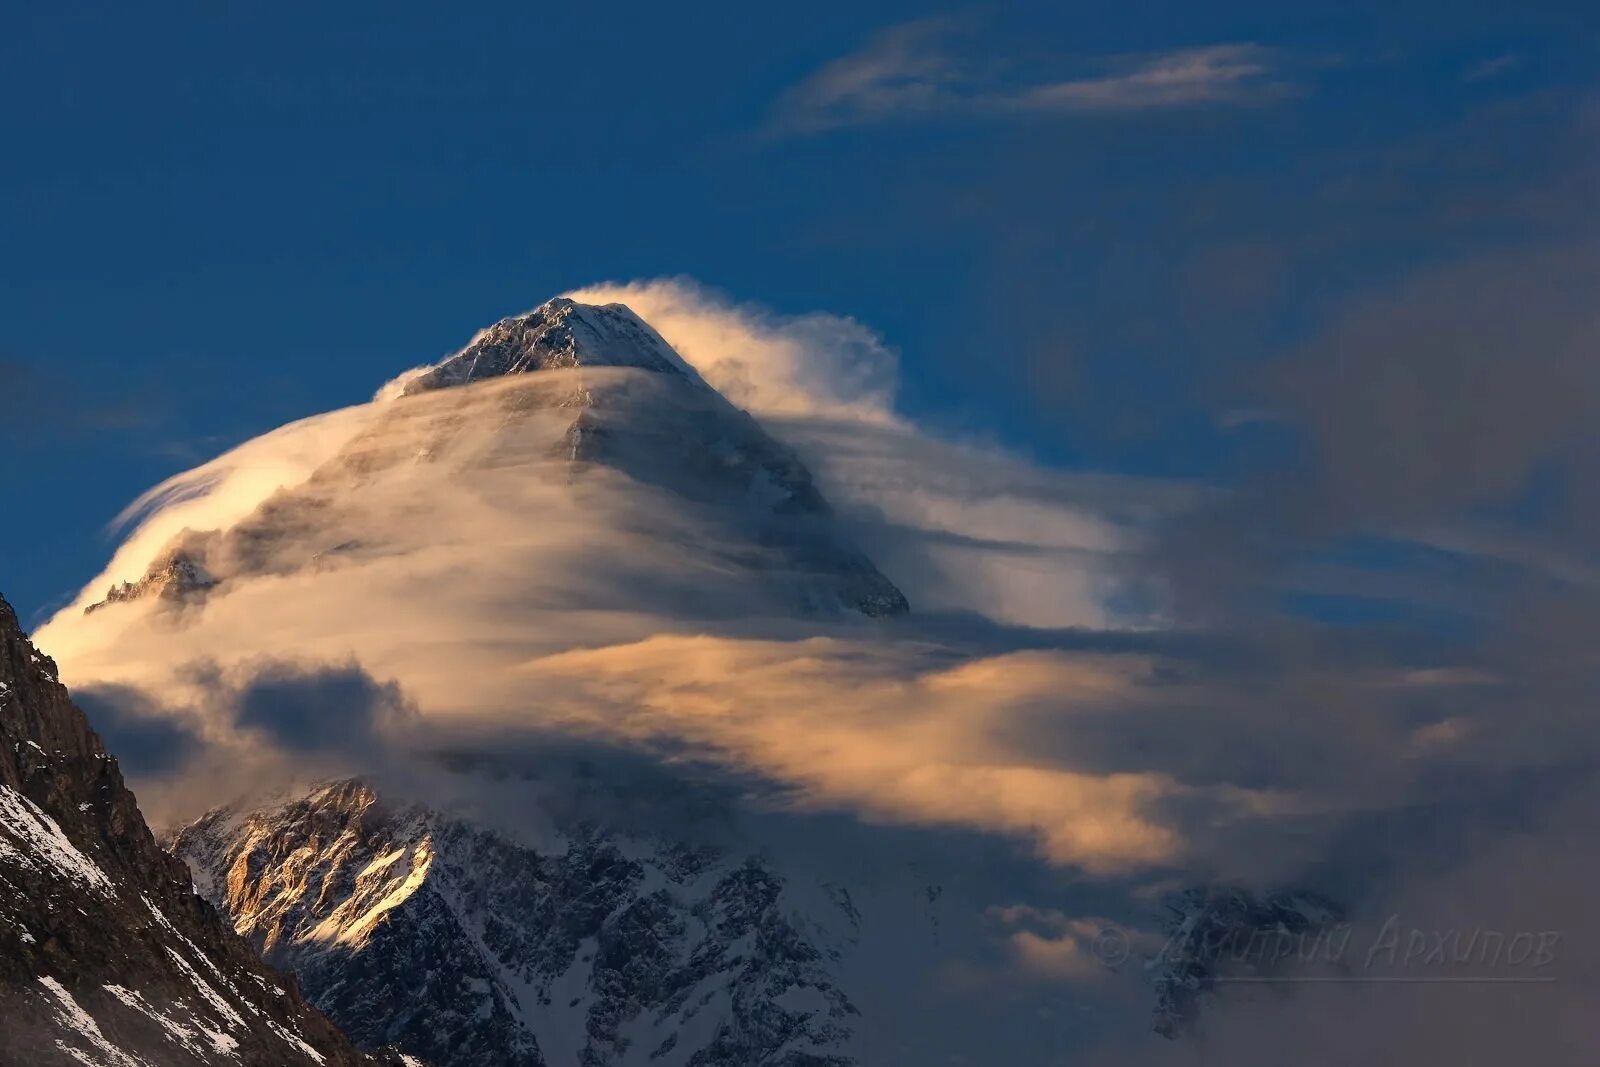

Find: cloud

[989,905,1135,981]
[1012,44,1285,113]
[61,401,380,608]
[1271,243,1600,535]
[43,279,1152,643]
[768,18,964,135]
[1464,52,1522,82]
[82,659,420,825]
[232,659,417,754]
[518,636,1206,874]
[563,277,899,422]
[1151,238,1600,625]
[47,276,1579,890]
[31,282,1175,862]
[1079,782,1600,1065]
[773,414,1181,628]
[770,20,1289,134]
[35,269,1600,1058]
[72,683,204,776]
[1061,187,1600,1049]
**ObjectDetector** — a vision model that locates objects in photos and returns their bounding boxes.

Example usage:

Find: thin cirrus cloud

[769,19,1291,135]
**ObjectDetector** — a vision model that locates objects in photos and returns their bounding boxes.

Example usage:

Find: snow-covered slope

[400,298,706,389]
[0,593,412,1067]
[172,780,865,1067]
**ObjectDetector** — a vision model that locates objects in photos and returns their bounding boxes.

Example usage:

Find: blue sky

[2,0,1595,623]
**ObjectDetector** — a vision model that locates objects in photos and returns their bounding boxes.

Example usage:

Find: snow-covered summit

[402,298,704,395]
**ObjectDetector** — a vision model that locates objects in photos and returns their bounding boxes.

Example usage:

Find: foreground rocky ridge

[171,779,862,1067]
[0,593,412,1067]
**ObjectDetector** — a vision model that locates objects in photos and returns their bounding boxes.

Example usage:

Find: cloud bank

[37,281,1168,848]
[31,266,1600,1060]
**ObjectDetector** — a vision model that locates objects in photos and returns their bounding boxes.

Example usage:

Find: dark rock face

[1148,887,1343,1038]
[171,780,860,1067]
[84,551,216,615]
[0,593,410,1067]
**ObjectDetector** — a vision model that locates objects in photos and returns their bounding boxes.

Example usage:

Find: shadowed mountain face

[90,298,909,621]
[0,593,412,1067]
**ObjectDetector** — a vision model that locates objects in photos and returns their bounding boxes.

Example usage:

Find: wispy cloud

[769,19,1291,134]
[1012,44,1284,112]
[1464,51,1522,82]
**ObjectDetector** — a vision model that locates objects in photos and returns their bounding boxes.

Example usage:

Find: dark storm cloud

[80,657,424,829]
[233,659,417,754]
[79,659,419,765]
[73,683,203,775]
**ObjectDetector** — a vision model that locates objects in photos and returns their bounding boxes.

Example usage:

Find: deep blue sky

[2,1,1595,624]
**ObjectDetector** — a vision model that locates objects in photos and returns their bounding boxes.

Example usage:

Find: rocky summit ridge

[400,298,704,393]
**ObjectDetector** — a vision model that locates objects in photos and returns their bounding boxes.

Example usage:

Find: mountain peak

[84,549,216,616]
[78,296,909,622]
[402,297,702,395]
